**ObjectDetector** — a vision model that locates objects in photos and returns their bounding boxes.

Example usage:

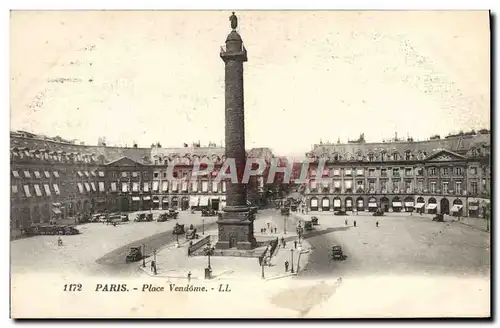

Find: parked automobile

[372,208,385,216]
[91,213,106,223]
[201,209,218,217]
[311,216,319,225]
[121,213,130,222]
[304,220,313,231]
[432,214,445,222]
[331,245,345,261]
[280,208,290,216]
[125,246,143,263]
[334,210,347,216]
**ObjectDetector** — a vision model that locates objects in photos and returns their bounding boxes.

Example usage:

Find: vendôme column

[216,12,256,250]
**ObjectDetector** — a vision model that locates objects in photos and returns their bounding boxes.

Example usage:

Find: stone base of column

[215,210,257,250]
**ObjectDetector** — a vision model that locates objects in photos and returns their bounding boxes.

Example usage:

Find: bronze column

[216,13,256,250]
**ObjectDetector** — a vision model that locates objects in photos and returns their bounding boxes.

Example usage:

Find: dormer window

[393,152,400,161]
[368,153,374,162]
[380,152,386,161]
[405,151,411,161]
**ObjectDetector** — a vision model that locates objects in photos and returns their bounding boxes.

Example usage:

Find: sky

[10,11,490,156]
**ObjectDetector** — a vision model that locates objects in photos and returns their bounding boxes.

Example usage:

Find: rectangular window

[91,182,96,192]
[356,181,364,192]
[192,181,198,192]
[429,168,436,176]
[34,171,41,178]
[132,182,139,192]
[163,172,168,179]
[310,180,317,190]
[98,171,105,177]
[381,169,387,177]
[405,168,412,176]
[154,172,159,178]
[23,185,31,197]
[143,182,150,192]
[416,168,424,176]
[53,171,60,178]
[456,181,462,194]
[121,183,129,193]
[132,172,139,178]
[91,171,97,177]
[222,181,227,192]
[368,169,375,177]
[44,171,50,178]
[381,181,387,192]
[84,171,89,177]
[455,167,463,175]
[77,182,84,194]
[471,182,478,194]
[369,181,375,192]
[53,184,60,195]
[99,182,105,192]
[171,180,178,191]
[111,182,117,192]
[84,182,91,192]
[182,181,188,192]
[43,184,51,196]
[24,171,31,178]
[405,181,412,193]
[333,180,341,190]
[442,182,449,194]
[392,181,399,192]
[212,181,218,192]
[344,169,352,176]
[121,172,128,178]
[202,181,208,192]
[345,180,352,190]
[162,181,169,192]
[442,168,448,176]
[77,171,83,177]
[356,169,364,176]
[392,168,399,177]
[470,167,477,175]
[12,185,18,194]
[418,181,423,192]
[12,171,20,178]
[152,181,159,192]
[333,169,340,176]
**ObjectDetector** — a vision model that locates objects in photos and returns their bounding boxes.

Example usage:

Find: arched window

[380,152,386,162]
[368,153,374,162]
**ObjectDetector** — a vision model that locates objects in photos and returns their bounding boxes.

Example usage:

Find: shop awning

[469,205,479,211]
[451,205,463,212]
[368,203,378,208]
[52,203,61,207]
[190,196,200,206]
[132,197,140,201]
[404,202,414,207]
[220,196,226,201]
[415,203,425,209]
[427,204,437,210]
[162,198,169,203]
[52,208,62,214]
[153,198,160,203]
[392,202,402,207]
[143,196,151,201]
[346,199,352,206]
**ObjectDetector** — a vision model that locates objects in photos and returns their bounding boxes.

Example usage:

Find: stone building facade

[10,132,273,238]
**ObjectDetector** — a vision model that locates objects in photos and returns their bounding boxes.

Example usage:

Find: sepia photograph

[9,10,491,318]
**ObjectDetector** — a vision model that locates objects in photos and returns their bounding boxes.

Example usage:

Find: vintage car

[91,213,106,223]
[125,246,143,263]
[331,245,345,261]
[334,210,348,216]
[201,209,218,217]
[185,224,199,240]
[280,207,291,216]
[166,209,179,220]
[58,225,80,235]
[24,225,80,236]
[157,213,169,222]
[432,214,445,222]
[135,213,146,222]
[173,223,186,236]
[372,208,385,217]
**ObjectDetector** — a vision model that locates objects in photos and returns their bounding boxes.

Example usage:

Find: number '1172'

[63,284,82,292]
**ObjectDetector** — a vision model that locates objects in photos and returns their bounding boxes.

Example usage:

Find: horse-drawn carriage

[372,208,385,216]
[185,224,199,240]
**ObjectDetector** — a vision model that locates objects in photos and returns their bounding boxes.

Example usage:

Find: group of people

[344,219,380,228]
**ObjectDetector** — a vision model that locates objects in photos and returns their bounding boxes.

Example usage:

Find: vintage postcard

[9,10,491,318]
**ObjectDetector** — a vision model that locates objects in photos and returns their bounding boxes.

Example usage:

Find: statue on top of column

[229,12,238,30]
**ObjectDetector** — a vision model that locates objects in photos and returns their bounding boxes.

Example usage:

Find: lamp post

[142,244,146,268]
[261,259,265,279]
[204,241,215,270]
[153,248,157,275]
[290,248,295,273]
[296,246,302,274]
[284,216,287,234]
[202,217,205,235]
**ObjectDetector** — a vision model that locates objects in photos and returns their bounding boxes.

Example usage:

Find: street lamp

[296,246,302,274]
[153,248,157,275]
[204,241,215,270]
[142,244,146,268]
[261,258,265,279]
[284,216,287,234]
[202,217,205,235]
[290,248,295,273]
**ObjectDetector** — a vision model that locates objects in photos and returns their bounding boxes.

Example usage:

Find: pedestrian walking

[281,237,285,247]
[57,237,63,246]
[188,271,192,283]
[294,240,298,249]
[150,260,155,272]
[353,220,357,227]
[376,221,379,228]
[345,219,348,226]
[267,222,270,229]
[285,261,289,272]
